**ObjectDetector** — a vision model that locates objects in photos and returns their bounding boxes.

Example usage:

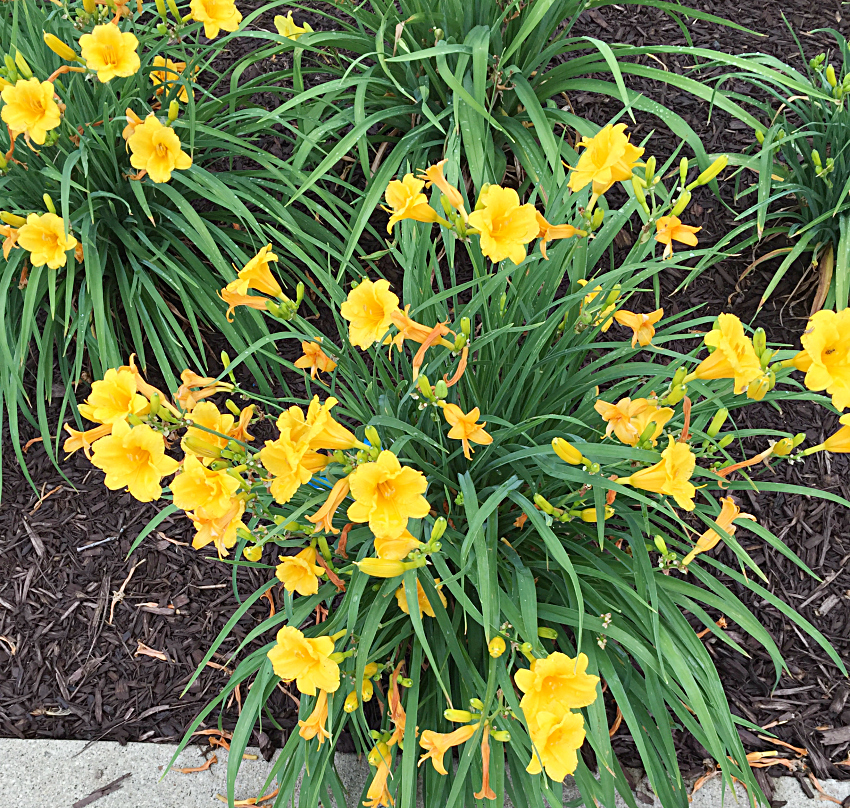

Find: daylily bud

[552,437,582,465]
[166,0,182,20]
[771,438,794,457]
[344,691,359,713]
[490,730,511,742]
[663,384,687,406]
[793,432,806,448]
[434,380,448,399]
[4,55,18,81]
[0,153,7,170]
[295,282,304,307]
[0,211,26,226]
[182,436,222,458]
[691,155,728,188]
[671,366,687,386]
[631,177,649,214]
[637,420,660,446]
[591,208,604,230]
[755,129,765,144]
[14,51,33,79]
[717,434,734,449]
[43,33,79,62]
[827,64,837,87]
[167,99,180,124]
[242,544,262,561]
[361,679,374,702]
[706,408,728,438]
[518,643,534,662]
[644,155,656,184]
[469,698,485,711]
[812,149,822,169]
[453,333,467,352]
[488,637,506,658]
[679,156,689,185]
[43,194,56,214]
[368,742,391,767]
[533,493,556,515]
[461,316,471,338]
[537,627,558,640]
[225,399,241,418]
[148,392,161,417]
[670,189,691,217]
[356,558,422,577]
[83,0,96,12]
[752,327,767,357]
[364,425,381,449]
[155,0,167,15]
[430,516,447,542]
[417,374,434,400]
[653,535,668,554]
[499,292,507,315]
[445,709,474,722]
[578,506,614,523]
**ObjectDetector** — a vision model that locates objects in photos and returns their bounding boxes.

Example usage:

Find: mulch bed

[2,0,850,801]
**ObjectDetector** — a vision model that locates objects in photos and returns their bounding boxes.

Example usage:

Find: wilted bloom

[688,314,762,395]
[567,123,644,196]
[170,454,240,519]
[474,725,497,801]
[219,287,268,321]
[373,529,422,561]
[384,306,453,355]
[535,212,586,260]
[17,213,77,269]
[617,436,697,511]
[225,244,282,297]
[1,78,61,144]
[442,404,492,460]
[384,174,440,233]
[340,279,401,349]
[77,367,149,425]
[395,578,447,619]
[190,0,242,38]
[128,115,192,183]
[682,496,756,565]
[794,309,850,411]
[274,11,314,38]
[298,690,330,745]
[525,710,586,782]
[417,160,466,218]
[276,546,325,596]
[266,625,340,696]
[418,724,479,775]
[295,339,337,378]
[467,185,539,265]
[577,279,617,331]
[175,368,233,411]
[364,745,393,808]
[188,498,245,556]
[515,652,599,717]
[79,25,140,82]
[594,397,673,447]
[552,437,583,465]
[306,478,350,534]
[150,56,192,102]
[613,308,663,347]
[122,107,143,142]
[0,224,18,259]
[90,420,179,502]
[655,216,700,260]
[348,450,430,540]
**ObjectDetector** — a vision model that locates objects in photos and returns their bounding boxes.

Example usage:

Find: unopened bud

[591,208,604,230]
[644,155,656,184]
[42,194,56,214]
[444,709,474,722]
[653,535,668,554]
[83,0,96,12]
[4,55,18,81]
[434,380,448,399]
[827,64,837,87]
[679,156,689,185]
[499,293,507,315]
[812,149,822,168]
[155,0,167,15]
[578,506,613,522]
[364,425,381,449]
[361,679,374,702]
[671,366,687,386]
[706,408,728,438]
[166,0,181,20]
[717,434,734,449]
[752,327,766,356]
[43,33,78,62]
[242,544,262,562]
[755,129,765,144]
[637,419,659,445]
[533,493,555,515]
[490,730,511,742]
[182,436,222,458]
[631,176,649,213]
[664,384,687,406]
[0,211,25,226]
[690,155,728,188]
[417,374,434,400]
[294,282,304,307]
[552,437,582,465]
[469,698,484,711]
[344,691,359,713]
[771,438,794,457]
[460,316,471,338]
[430,516,447,542]
[670,189,691,217]
[488,637,506,658]
[14,51,32,79]
[793,432,806,448]
[167,99,180,123]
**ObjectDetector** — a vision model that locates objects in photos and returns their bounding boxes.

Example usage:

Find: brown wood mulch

[2,0,850,799]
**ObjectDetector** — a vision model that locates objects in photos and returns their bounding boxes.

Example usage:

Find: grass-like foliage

[67,125,850,808]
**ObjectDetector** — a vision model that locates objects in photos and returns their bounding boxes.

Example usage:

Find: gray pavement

[0,738,848,807]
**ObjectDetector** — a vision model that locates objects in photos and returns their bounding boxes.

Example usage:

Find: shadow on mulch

[2,0,850,799]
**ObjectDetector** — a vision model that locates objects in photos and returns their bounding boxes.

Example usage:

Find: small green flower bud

[631,177,650,214]
[167,99,180,124]
[42,194,56,214]
[690,155,728,188]
[444,709,474,722]
[793,432,807,448]
[430,516,447,542]
[670,189,691,217]
[417,374,434,400]
[706,408,728,439]
[469,698,485,711]
[364,425,381,449]
[533,493,556,515]
[717,434,734,449]
[653,535,668,554]
[644,155,656,184]
[671,366,688,386]
[664,384,687,406]
[827,64,837,87]
[812,149,822,168]
[591,208,604,230]
[755,129,765,144]
[460,317,471,338]
[490,730,511,742]
[499,293,507,315]
[434,380,448,399]
[538,627,558,639]
[679,156,689,185]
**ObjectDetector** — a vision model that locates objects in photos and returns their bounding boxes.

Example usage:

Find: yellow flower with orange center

[418,724,479,775]
[682,496,756,565]
[594,396,673,447]
[794,309,850,411]
[298,690,330,745]
[535,211,586,260]
[617,436,697,511]
[347,450,430,540]
[190,0,242,38]
[77,367,149,425]
[655,215,701,259]
[260,427,329,503]
[384,174,440,233]
[567,123,644,196]
[294,339,337,378]
[90,420,179,502]
[181,401,235,458]
[266,625,340,696]
[276,395,358,451]
[127,115,192,184]
[150,56,193,102]
[514,652,599,718]
[687,314,763,395]
[340,279,400,349]
[188,498,245,557]
[79,24,140,82]
[276,547,325,596]
[613,308,663,347]
[525,709,586,782]
[467,185,539,265]
[274,11,314,39]
[441,404,493,460]
[1,78,61,144]
[225,244,282,298]
[17,213,78,269]
[395,578,447,619]
[170,454,240,519]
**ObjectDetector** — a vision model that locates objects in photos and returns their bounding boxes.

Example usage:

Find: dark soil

[3,0,850,801]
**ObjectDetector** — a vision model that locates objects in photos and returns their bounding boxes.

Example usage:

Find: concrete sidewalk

[1,738,849,807]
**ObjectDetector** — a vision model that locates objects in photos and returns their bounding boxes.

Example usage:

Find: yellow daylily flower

[384,174,440,233]
[266,625,340,696]
[17,212,77,269]
[79,24,140,82]
[655,215,700,259]
[467,185,539,265]
[127,115,192,183]
[567,123,644,196]
[617,436,697,511]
